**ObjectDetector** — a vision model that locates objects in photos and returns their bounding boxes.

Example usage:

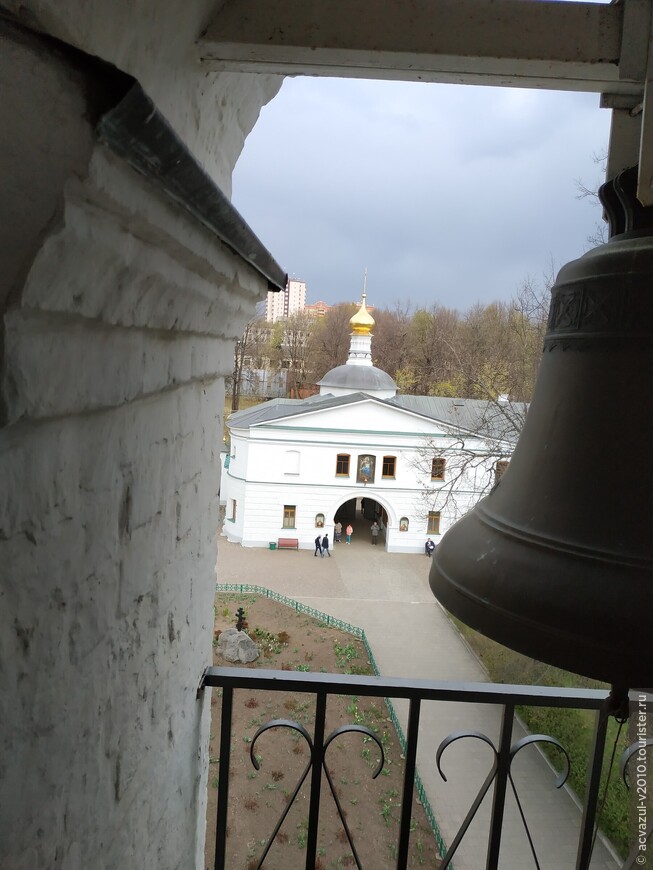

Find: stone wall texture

[0,11,281,868]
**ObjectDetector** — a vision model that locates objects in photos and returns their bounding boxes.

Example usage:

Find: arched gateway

[330,493,395,550]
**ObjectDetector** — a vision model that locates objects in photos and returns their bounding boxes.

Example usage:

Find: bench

[277,537,299,550]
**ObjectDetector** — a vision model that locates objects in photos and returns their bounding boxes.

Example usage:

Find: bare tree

[372,302,413,380]
[265,311,317,398]
[396,304,462,395]
[410,275,550,521]
[456,302,514,398]
[575,150,608,248]
[412,397,527,524]
[228,318,260,412]
[310,303,357,380]
[506,273,550,401]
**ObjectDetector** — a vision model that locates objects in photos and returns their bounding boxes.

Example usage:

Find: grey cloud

[233,77,610,312]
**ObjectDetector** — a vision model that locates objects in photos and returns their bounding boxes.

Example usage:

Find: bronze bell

[429,167,653,689]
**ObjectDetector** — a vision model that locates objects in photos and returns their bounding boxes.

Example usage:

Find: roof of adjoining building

[391,395,526,442]
[228,392,526,443]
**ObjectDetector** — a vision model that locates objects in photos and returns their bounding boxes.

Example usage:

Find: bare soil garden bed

[205,593,441,869]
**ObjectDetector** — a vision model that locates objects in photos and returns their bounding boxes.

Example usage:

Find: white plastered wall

[221,406,500,553]
[0,10,282,869]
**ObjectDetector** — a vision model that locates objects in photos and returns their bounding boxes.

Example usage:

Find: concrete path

[216,521,620,870]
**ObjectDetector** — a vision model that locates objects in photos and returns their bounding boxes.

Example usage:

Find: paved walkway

[216,522,620,870]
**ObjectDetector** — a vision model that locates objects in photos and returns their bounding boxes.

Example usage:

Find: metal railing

[201,666,634,870]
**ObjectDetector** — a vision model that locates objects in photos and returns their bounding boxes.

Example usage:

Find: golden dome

[349,292,375,335]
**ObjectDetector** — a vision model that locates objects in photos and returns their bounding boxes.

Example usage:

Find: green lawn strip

[451,617,630,857]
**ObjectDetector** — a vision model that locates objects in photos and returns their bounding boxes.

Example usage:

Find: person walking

[314,535,322,557]
[345,523,353,544]
[334,521,342,543]
[371,521,379,545]
[321,534,331,557]
[425,538,435,557]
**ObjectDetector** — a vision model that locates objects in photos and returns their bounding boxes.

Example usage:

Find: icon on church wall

[399,517,409,532]
[315,513,325,528]
[357,454,375,484]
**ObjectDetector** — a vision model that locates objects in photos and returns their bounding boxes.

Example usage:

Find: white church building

[220,296,518,553]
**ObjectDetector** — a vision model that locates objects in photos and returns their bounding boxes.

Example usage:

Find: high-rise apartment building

[266,278,307,322]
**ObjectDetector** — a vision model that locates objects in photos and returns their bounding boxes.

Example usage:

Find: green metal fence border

[216,583,449,861]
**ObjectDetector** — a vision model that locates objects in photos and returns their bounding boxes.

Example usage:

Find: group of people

[315,522,354,555]
[333,521,353,544]
[315,522,436,554]
[314,533,331,557]
[330,519,383,546]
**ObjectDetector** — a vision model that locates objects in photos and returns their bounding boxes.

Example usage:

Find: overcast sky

[232,76,611,313]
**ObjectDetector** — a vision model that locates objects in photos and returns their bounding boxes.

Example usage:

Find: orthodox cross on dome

[349,270,375,336]
[347,271,375,365]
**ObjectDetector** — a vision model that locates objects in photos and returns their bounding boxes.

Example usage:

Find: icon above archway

[357,454,375,484]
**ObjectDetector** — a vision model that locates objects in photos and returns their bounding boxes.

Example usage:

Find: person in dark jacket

[425,538,435,557]
[321,534,331,557]
[314,535,322,556]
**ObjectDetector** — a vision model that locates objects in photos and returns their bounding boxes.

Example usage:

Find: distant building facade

[266,278,307,322]
[267,282,375,322]
[305,299,376,319]
[221,296,518,553]
[304,299,331,318]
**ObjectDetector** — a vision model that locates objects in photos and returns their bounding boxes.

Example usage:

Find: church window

[427,511,441,534]
[282,505,296,528]
[495,460,509,484]
[336,454,350,476]
[382,456,396,478]
[230,499,237,522]
[431,458,446,480]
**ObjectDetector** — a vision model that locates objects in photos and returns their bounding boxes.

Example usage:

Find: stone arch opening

[329,491,396,550]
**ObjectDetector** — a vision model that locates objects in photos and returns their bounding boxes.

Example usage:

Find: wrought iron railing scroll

[201,667,621,870]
